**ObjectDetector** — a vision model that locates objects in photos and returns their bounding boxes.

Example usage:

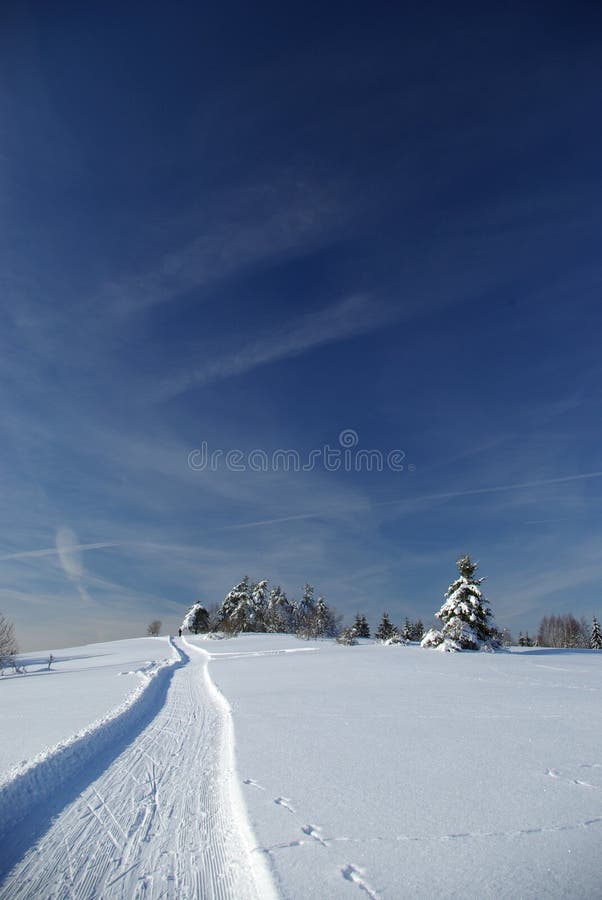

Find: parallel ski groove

[0,642,277,900]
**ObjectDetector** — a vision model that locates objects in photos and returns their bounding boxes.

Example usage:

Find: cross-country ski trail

[0,640,277,900]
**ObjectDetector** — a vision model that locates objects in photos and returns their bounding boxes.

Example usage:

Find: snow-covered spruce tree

[351,613,370,638]
[421,555,497,652]
[219,580,242,624]
[375,612,398,643]
[295,583,316,637]
[358,615,370,638]
[518,631,534,647]
[401,617,412,642]
[314,596,338,637]
[265,585,293,633]
[409,618,424,641]
[219,576,251,633]
[591,616,602,650]
[248,580,269,632]
[336,626,358,646]
[289,597,300,631]
[182,603,210,634]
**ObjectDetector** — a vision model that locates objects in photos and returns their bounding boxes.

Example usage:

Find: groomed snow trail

[0,641,277,900]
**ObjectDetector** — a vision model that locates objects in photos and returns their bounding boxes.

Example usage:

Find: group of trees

[536,614,590,648]
[369,613,426,644]
[182,578,341,639]
[181,583,430,645]
[364,556,500,652]
[179,557,602,654]
[180,558,497,651]
[518,632,535,647]
[534,613,602,650]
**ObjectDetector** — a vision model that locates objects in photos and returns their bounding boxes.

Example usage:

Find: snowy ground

[0,637,176,774]
[189,635,602,900]
[1,634,601,898]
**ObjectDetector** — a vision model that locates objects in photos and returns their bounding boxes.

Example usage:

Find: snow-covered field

[0,637,177,774]
[1,634,601,898]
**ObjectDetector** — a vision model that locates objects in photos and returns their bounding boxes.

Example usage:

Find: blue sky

[2,2,602,649]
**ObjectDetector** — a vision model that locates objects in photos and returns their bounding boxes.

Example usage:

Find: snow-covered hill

[1,634,601,898]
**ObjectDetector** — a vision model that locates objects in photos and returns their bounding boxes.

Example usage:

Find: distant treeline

[183,578,341,639]
[533,613,602,649]
[181,577,429,643]
[180,566,602,652]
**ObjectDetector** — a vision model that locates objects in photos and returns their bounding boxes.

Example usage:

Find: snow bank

[0,638,182,839]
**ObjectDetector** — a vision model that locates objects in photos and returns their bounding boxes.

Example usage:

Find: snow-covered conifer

[300,583,314,615]
[401,617,412,642]
[421,555,497,651]
[410,619,425,641]
[421,628,443,648]
[375,612,397,643]
[314,596,337,637]
[351,613,370,638]
[248,580,269,632]
[266,585,293,633]
[289,597,300,630]
[591,616,602,650]
[336,627,357,646]
[182,603,210,634]
[295,583,316,635]
[219,576,251,633]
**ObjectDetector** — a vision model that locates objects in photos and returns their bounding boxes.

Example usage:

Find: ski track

[0,641,277,900]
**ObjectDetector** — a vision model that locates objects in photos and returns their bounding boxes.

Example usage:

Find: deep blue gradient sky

[2,2,602,648]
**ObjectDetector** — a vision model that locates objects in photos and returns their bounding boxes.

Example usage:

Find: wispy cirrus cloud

[105,177,346,318]
[154,294,398,399]
[0,541,119,562]
[378,470,602,517]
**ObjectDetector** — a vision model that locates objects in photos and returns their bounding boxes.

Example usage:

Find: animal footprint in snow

[545,768,597,789]
[243,778,265,790]
[341,863,379,899]
[301,824,328,846]
[274,796,295,813]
